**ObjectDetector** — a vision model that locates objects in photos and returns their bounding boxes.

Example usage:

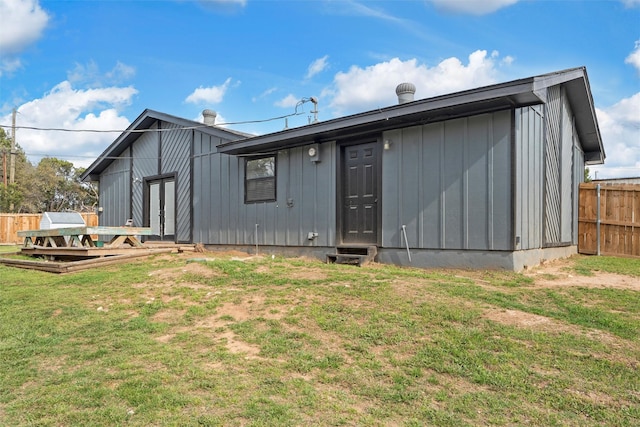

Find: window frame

[244,154,277,204]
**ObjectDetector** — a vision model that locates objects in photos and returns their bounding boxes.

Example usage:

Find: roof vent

[395,82,416,104]
[202,109,217,126]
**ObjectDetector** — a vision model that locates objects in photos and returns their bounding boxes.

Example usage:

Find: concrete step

[326,245,377,266]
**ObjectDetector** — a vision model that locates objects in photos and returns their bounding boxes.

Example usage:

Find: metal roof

[217,67,605,164]
[81,109,251,181]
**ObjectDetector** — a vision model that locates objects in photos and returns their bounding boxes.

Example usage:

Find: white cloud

[252,87,277,103]
[0,0,50,75]
[592,92,640,178]
[185,78,232,104]
[621,0,640,7]
[275,94,299,108]
[625,40,640,75]
[306,55,329,79]
[68,61,136,87]
[325,50,503,115]
[106,61,136,83]
[0,80,137,167]
[429,0,519,15]
[0,57,22,76]
[0,0,49,54]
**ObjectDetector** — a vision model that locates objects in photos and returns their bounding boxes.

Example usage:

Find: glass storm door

[148,178,175,241]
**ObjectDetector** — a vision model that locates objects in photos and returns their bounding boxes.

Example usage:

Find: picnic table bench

[17,226,153,249]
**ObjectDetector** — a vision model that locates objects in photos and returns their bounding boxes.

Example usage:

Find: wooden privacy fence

[0,213,99,245]
[578,183,639,257]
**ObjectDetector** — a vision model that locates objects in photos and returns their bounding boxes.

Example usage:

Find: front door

[146,177,175,241]
[341,141,379,244]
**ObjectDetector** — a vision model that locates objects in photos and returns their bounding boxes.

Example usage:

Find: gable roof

[217,67,604,164]
[81,109,250,181]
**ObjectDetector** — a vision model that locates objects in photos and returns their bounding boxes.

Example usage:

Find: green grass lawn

[1,253,638,426]
[0,245,18,254]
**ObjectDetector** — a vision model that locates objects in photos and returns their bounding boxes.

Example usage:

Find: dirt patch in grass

[214,295,285,322]
[524,258,639,291]
[153,295,286,358]
[483,309,567,333]
[148,261,220,282]
[216,330,263,359]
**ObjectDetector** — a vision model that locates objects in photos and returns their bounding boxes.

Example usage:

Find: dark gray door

[341,142,379,244]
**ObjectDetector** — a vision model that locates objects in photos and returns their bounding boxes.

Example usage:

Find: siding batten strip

[439,123,446,248]
[488,116,494,250]
[463,117,469,250]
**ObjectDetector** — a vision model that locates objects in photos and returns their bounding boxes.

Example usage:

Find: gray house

[82,67,605,270]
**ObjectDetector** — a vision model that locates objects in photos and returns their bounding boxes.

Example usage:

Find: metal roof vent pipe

[396,82,416,104]
[202,109,217,126]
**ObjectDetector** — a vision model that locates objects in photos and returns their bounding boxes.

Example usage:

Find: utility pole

[3,149,6,186]
[9,108,16,211]
[10,108,16,185]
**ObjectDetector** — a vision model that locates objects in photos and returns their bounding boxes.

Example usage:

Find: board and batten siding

[159,122,192,243]
[381,110,512,251]
[131,123,159,229]
[514,105,544,250]
[98,149,131,228]
[543,85,582,247]
[192,137,337,247]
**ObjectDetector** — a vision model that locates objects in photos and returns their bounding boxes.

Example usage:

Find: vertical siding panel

[573,131,584,245]
[99,153,130,228]
[401,127,421,247]
[380,111,511,252]
[286,149,302,245]
[381,130,401,246]
[275,151,289,246]
[132,123,159,227]
[316,142,336,246]
[544,86,562,245]
[467,115,489,250]
[514,105,544,250]
[514,108,527,249]
[300,147,316,245]
[491,110,512,250]
[534,105,544,248]
[191,136,337,248]
[561,94,574,243]
[159,122,191,242]
[443,119,464,249]
[439,123,446,247]
[422,124,441,248]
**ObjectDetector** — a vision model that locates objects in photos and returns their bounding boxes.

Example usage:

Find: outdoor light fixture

[308,144,320,162]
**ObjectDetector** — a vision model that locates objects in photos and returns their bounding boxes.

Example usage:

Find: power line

[0,101,314,134]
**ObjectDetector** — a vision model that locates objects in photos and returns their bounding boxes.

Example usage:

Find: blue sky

[0,0,639,179]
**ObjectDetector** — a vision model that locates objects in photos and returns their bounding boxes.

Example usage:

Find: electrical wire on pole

[10,108,16,185]
[9,108,16,211]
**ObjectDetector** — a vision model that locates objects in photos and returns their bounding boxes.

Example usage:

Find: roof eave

[542,67,605,165]
[81,109,248,181]
[218,67,606,164]
[218,79,540,155]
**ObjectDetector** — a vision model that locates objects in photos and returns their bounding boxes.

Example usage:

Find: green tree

[584,167,592,183]
[0,126,98,213]
[0,127,30,212]
[24,157,97,212]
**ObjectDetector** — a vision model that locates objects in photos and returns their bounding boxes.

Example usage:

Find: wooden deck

[4,226,199,272]
[18,226,153,250]
[0,248,176,273]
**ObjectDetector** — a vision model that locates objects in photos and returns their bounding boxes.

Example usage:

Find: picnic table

[17,226,153,249]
